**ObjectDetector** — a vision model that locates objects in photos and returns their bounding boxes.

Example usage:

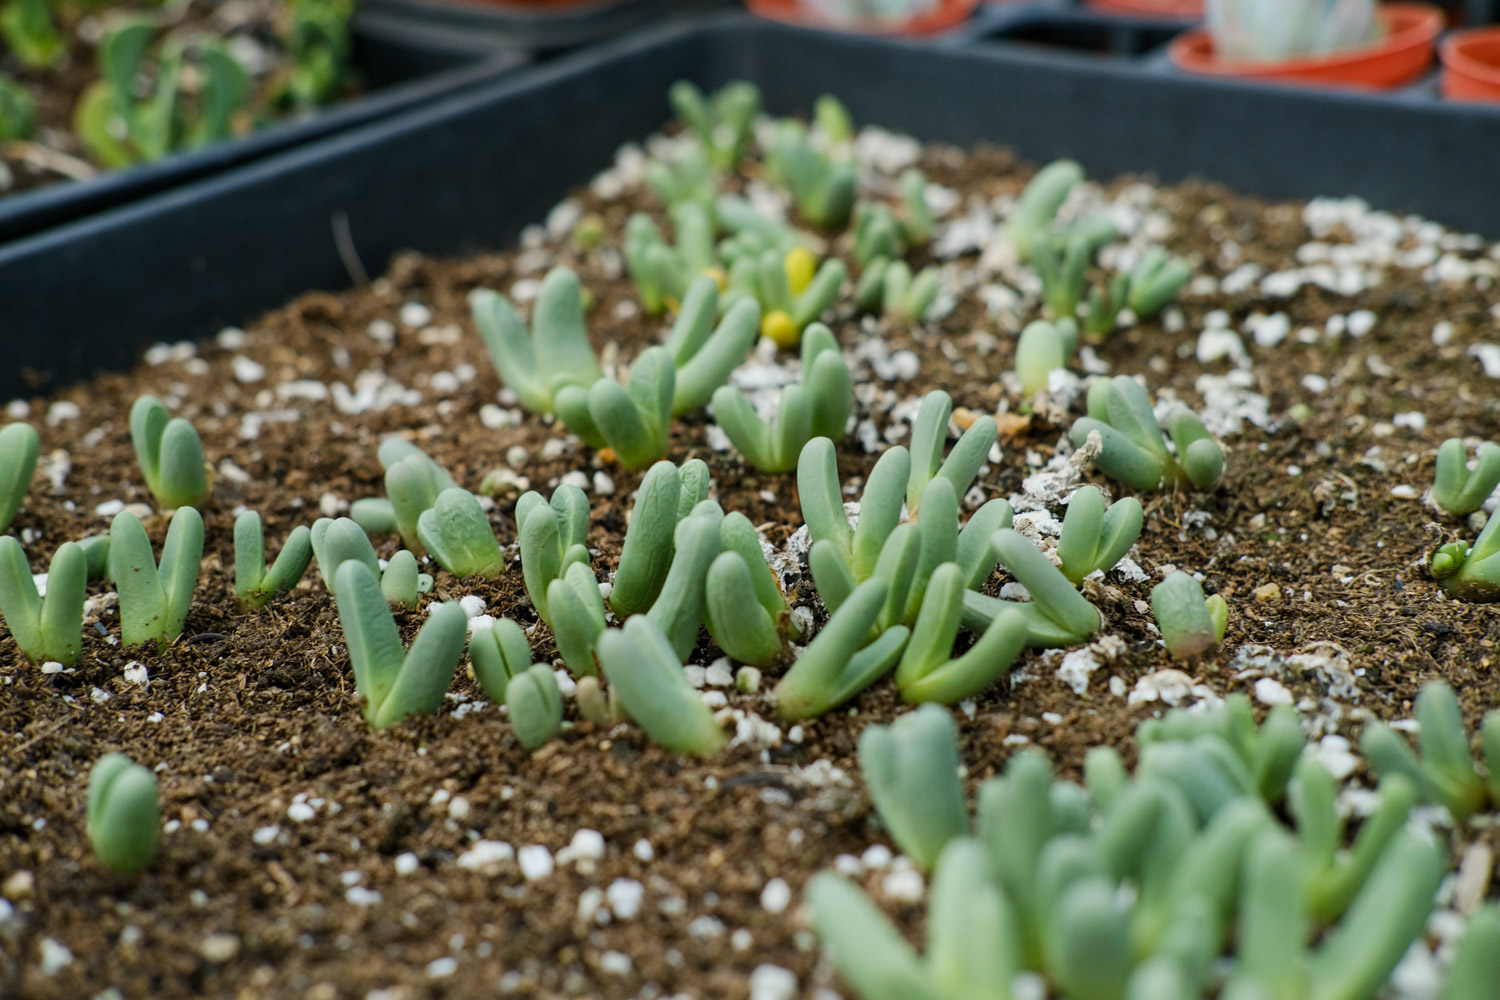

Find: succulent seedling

[1360,681,1500,823]
[773,578,911,720]
[596,616,727,755]
[554,346,675,471]
[234,511,313,610]
[668,80,759,170]
[1430,438,1500,517]
[1056,485,1143,584]
[1015,318,1081,397]
[517,482,591,626]
[858,705,970,870]
[725,246,846,349]
[416,488,504,580]
[610,459,711,617]
[663,277,761,415]
[0,421,38,533]
[1070,375,1225,491]
[1149,571,1228,659]
[1002,159,1083,262]
[547,561,608,676]
[349,438,460,552]
[129,395,210,509]
[960,529,1103,647]
[897,563,1030,705]
[506,663,564,751]
[310,516,381,596]
[1032,215,1117,322]
[86,753,159,876]
[470,266,601,415]
[0,537,85,665]
[854,258,941,323]
[765,119,857,230]
[379,549,431,608]
[469,616,533,702]
[109,507,203,650]
[1126,247,1193,320]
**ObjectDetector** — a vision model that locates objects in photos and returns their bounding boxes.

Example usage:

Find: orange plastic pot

[746,0,979,36]
[1087,0,1202,17]
[1168,3,1444,90]
[1442,26,1500,101]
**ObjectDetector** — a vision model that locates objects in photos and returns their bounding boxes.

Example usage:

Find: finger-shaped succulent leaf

[790,258,847,330]
[899,574,1028,705]
[1015,318,1081,397]
[373,439,457,495]
[1167,410,1225,490]
[1046,877,1132,1000]
[1413,682,1488,820]
[672,296,760,417]
[417,488,504,580]
[470,268,599,414]
[775,578,909,720]
[855,445,912,580]
[905,478,959,623]
[927,838,1017,1000]
[469,616,532,702]
[1250,703,1305,804]
[719,512,793,630]
[86,753,159,875]
[957,498,1013,589]
[507,663,563,751]
[1307,829,1445,1000]
[130,396,209,509]
[976,751,1056,961]
[870,522,921,633]
[0,536,85,664]
[798,437,855,562]
[809,539,857,616]
[1057,485,1143,584]
[907,391,952,511]
[1442,905,1500,1000]
[1127,248,1193,319]
[1003,159,1083,261]
[1432,439,1500,516]
[647,510,722,661]
[1139,735,1256,825]
[804,325,853,440]
[310,516,380,595]
[1231,828,1310,1000]
[381,549,421,608]
[898,169,934,245]
[588,346,675,471]
[910,401,996,515]
[110,507,202,649]
[1151,572,1223,659]
[1310,774,1417,924]
[1070,418,1171,492]
[805,873,941,1000]
[519,484,591,625]
[991,529,1100,645]
[597,616,726,755]
[705,551,783,667]
[855,207,901,268]
[547,562,607,677]
[1484,712,1500,807]
[349,498,397,536]
[0,421,38,532]
[611,461,687,617]
[384,454,441,553]
[857,703,969,870]
[234,511,312,609]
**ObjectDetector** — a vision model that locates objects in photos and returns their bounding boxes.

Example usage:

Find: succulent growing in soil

[349,438,460,553]
[86,753,159,876]
[644,142,716,215]
[1430,437,1500,517]
[711,323,853,473]
[962,529,1104,647]
[129,395,211,510]
[1430,505,1500,602]
[1,0,63,71]
[1015,318,1080,397]
[547,561,607,677]
[609,459,711,618]
[1135,694,1306,806]
[505,663,564,752]
[857,705,969,871]
[1445,905,1500,1000]
[1032,215,1117,322]
[379,549,430,608]
[668,79,759,170]
[233,511,313,610]
[1056,485,1143,585]
[596,615,727,755]
[0,420,38,533]
[517,482,591,627]
[905,390,999,515]
[1070,374,1225,491]
[765,119,857,230]
[310,516,380,596]
[0,537,85,665]
[0,72,35,141]
[415,488,504,580]
[554,346,676,471]
[662,277,762,414]
[468,616,533,702]
[470,266,601,415]
[643,504,722,662]
[333,561,466,730]
[1149,571,1229,659]
[897,563,1030,705]
[1002,158,1083,262]
[773,577,911,721]
[1125,246,1194,321]
[1360,681,1500,823]
[109,507,203,650]
[854,258,941,323]
[703,511,800,667]
[727,246,846,349]
[623,205,719,316]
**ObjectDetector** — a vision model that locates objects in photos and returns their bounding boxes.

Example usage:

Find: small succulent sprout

[0,421,38,532]
[351,438,460,552]
[78,534,111,580]
[1443,905,1500,1000]
[1150,572,1227,659]
[1071,375,1225,491]
[813,93,855,145]
[380,550,425,608]
[1082,270,1134,339]
[906,391,1000,516]
[0,537,86,665]
[109,507,203,650]
[1126,247,1193,319]
[856,259,941,323]
[129,395,210,509]
[623,203,719,315]
[645,505,722,661]
[554,346,675,471]
[668,79,759,169]
[517,483,591,626]
[704,510,800,663]
[712,324,852,473]
[334,561,467,729]
[548,561,608,676]
[1032,215,1117,322]
[1431,438,1500,516]
[766,120,857,230]
[310,516,380,595]
[506,663,564,751]
[715,194,803,261]
[645,141,716,212]
[1057,486,1143,584]
[576,674,624,726]
[610,459,710,617]
[469,616,532,702]
[804,872,937,1000]
[962,529,1102,647]
[897,563,1030,705]
[470,266,600,415]
[664,277,761,415]
[858,704,970,870]
[854,206,902,269]
[1015,318,1081,397]
[733,247,847,350]
[897,169,935,246]
[233,511,313,610]
[1292,761,1418,924]
[86,753,159,876]
[773,578,911,720]
[1431,504,1500,601]
[416,488,504,580]
[596,616,726,755]
[1360,681,1496,822]
[1002,158,1084,261]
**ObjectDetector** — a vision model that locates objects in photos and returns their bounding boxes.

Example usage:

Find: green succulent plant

[854,258,941,323]
[86,753,159,876]
[379,549,430,608]
[349,438,460,552]
[1360,680,1500,824]
[468,616,533,702]
[0,421,39,533]
[773,577,910,721]
[547,561,608,676]
[703,510,800,666]
[1002,159,1083,262]
[711,323,852,473]
[416,488,504,580]
[129,395,210,509]
[596,616,726,755]
[1,0,63,71]
[609,459,711,618]
[1430,504,1500,602]
[507,663,564,751]
[233,511,313,610]
[1033,215,1117,322]
[334,561,466,729]
[1149,571,1228,660]
[517,482,591,627]
[470,266,601,415]
[857,705,969,870]
[1057,485,1143,584]
[109,507,203,650]
[1125,247,1194,321]
[724,246,846,350]
[668,79,759,170]
[1070,375,1225,492]
[0,537,86,665]
[309,516,380,596]
[623,204,720,315]
[765,119,857,230]
[1430,438,1500,517]
[644,142,716,214]
[0,72,35,141]
[1015,318,1081,397]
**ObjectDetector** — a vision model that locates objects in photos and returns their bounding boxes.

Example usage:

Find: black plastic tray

[357,0,736,54]
[0,16,529,246]
[2,11,1498,399]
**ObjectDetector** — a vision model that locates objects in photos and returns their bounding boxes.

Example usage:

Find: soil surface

[2,121,1500,1000]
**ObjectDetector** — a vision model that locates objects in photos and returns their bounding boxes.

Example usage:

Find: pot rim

[1168,3,1443,78]
[745,0,980,37]
[1441,26,1500,87]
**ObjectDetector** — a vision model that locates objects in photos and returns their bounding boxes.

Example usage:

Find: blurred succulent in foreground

[1360,680,1500,824]
[1002,158,1083,262]
[87,753,159,876]
[130,395,210,509]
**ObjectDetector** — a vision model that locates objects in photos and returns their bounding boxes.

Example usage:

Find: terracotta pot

[1087,0,1203,18]
[746,0,980,36]
[1168,3,1445,90]
[1442,26,1500,101]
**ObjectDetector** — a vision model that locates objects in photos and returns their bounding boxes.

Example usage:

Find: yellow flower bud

[762,310,800,349]
[783,247,816,297]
